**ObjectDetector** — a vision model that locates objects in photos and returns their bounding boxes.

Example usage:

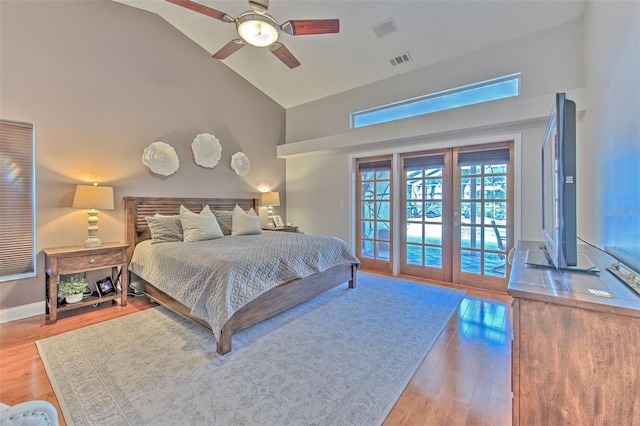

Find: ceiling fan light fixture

[236,13,280,47]
[167,0,339,68]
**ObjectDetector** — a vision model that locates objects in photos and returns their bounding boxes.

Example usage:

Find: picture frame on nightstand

[272,215,284,227]
[95,276,115,297]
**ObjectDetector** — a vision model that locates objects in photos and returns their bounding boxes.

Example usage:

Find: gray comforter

[129,231,359,341]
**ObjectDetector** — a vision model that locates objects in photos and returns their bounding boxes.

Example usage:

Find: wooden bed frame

[123,196,358,354]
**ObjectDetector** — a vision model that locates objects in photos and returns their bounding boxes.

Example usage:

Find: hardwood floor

[0,283,512,425]
[383,281,512,425]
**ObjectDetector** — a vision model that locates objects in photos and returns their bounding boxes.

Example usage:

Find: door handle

[507,247,516,265]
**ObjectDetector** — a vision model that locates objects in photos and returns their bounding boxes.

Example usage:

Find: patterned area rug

[37,273,465,425]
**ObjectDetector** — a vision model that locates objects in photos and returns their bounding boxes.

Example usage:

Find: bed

[124,196,359,354]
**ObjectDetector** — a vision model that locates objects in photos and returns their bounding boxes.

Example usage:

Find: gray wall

[0,0,285,312]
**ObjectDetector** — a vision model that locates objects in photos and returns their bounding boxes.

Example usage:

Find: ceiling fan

[166,0,340,68]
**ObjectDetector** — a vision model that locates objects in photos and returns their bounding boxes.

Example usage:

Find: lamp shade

[72,184,114,210]
[261,191,280,207]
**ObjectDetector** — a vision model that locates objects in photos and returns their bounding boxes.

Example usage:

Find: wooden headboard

[123,196,259,262]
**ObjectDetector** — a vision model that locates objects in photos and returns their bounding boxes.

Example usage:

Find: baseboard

[0,301,45,323]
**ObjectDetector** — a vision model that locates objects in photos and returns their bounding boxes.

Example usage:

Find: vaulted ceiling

[114,0,586,108]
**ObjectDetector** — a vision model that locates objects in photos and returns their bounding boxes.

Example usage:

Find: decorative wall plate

[192,133,222,168]
[142,141,179,176]
[231,152,250,176]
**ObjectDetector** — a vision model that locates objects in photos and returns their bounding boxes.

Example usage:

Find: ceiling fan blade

[248,0,269,14]
[212,39,246,60]
[281,19,340,36]
[165,0,234,23]
[269,43,301,69]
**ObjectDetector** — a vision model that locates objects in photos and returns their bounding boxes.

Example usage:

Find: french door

[356,142,513,291]
[355,157,392,275]
[452,144,513,291]
[400,150,453,282]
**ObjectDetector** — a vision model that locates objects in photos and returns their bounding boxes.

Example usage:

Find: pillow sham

[231,204,262,236]
[145,215,183,244]
[214,210,233,235]
[180,205,224,242]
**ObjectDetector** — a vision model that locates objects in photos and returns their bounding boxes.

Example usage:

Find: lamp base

[84,238,102,248]
[84,210,102,248]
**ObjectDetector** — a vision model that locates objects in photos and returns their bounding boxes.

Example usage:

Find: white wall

[286,20,584,144]
[284,20,585,247]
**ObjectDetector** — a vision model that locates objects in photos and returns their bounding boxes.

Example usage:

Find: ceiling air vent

[390,51,412,66]
[372,18,398,39]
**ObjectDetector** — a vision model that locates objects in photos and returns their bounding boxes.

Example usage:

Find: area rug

[36,273,465,426]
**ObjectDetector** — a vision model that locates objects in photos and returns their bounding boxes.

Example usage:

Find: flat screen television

[541,92,578,269]
[525,92,598,273]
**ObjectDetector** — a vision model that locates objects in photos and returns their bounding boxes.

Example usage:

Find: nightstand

[43,242,128,324]
[269,226,299,233]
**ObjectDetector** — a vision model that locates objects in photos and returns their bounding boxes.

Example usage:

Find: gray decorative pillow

[145,215,183,244]
[214,210,233,235]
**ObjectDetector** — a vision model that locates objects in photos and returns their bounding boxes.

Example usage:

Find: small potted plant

[58,275,88,304]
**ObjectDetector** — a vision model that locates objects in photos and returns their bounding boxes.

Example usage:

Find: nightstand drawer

[57,251,124,272]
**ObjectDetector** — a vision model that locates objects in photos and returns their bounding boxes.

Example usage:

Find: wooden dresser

[508,241,640,425]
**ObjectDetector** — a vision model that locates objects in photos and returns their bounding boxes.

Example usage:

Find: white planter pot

[65,293,83,304]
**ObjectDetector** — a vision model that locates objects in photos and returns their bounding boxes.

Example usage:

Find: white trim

[512,133,523,243]
[391,153,401,276]
[0,301,44,323]
[348,157,357,251]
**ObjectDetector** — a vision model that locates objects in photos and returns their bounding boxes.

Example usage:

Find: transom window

[351,73,520,129]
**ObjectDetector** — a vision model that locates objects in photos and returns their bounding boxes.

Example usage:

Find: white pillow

[180,205,223,242]
[231,204,262,236]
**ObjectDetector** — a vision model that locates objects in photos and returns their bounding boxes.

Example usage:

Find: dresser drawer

[57,250,124,273]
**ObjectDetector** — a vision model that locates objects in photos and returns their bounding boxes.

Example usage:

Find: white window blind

[0,119,36,281]
[403,154,446,170]
[457,147,511,166]
[357,159,392,173]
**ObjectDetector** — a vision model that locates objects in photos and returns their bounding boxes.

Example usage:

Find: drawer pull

[89,259,96,264]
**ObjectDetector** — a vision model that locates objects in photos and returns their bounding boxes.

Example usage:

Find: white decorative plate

[191,133,222,168]
[142,141,179,176]
[231,152,250,176]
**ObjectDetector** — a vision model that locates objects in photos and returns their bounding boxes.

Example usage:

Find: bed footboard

[131,264,357,355]
[218,263,357,354]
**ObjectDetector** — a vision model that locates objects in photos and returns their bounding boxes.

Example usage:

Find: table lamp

[72,183,114,247]
[261,191,280,216]
[261,191,280,229]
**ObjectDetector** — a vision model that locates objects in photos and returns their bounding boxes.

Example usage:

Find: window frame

[351,73,521,129]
